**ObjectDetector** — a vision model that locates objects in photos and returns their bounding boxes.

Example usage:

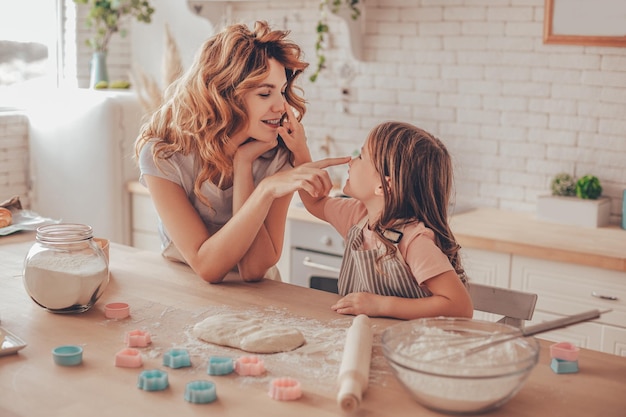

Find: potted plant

[73,0,155,88]
[537,173,610,228]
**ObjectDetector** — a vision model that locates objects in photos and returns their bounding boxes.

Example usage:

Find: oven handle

[302,257,341,273]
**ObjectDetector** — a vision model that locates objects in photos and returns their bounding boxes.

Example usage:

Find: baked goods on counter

[0,207,12,228]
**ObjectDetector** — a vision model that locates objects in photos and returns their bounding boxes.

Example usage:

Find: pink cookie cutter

[234,356,265,376]
[115,348,143,368]
[104,302,130,319]
[125,330,152,347]
[268,377,302,401]
[550,342,580,362]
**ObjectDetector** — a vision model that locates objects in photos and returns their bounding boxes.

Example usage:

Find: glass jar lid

[36,223,93,243]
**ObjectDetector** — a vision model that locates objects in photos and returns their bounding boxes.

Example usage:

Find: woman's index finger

[308,156,351,169]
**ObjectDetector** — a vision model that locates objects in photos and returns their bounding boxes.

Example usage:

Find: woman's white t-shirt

[138,140,291,263]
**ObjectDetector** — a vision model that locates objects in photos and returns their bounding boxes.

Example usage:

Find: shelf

[330,2,365,61]
[187,0,365,61]
[186,0,262,27]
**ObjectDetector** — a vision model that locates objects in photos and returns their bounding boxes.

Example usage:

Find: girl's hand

[277,102,310,165]
[331,292,383,317]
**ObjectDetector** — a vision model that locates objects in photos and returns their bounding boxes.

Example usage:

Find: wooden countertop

[1,232,625,417]
[449,208,626,273]
[288,205,626,273]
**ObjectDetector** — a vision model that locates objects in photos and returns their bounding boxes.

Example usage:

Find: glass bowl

[382,317,539,415]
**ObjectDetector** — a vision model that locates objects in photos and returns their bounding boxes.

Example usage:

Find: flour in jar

[23,254,108,310]
[192,312,305,353]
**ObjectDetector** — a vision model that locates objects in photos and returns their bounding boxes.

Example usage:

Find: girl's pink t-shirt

[323,197,454,285]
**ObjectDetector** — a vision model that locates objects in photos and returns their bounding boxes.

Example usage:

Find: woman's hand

[234,137,278,165]
[277,102,310,166]
[260,157,350,200]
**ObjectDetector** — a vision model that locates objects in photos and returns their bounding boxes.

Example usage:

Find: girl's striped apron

[337,217,432,298]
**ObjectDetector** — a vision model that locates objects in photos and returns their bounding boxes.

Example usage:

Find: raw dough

[192,313,305,353]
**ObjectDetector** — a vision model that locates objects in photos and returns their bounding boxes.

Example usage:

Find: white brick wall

[0,112,30,207]
[265,0,625,224]
[0,0,624,225]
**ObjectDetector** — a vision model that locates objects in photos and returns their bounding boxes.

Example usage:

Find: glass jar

[23,223,109,313]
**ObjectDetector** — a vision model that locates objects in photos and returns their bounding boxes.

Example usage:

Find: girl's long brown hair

[135,21,308,207]
[368,122,466,282]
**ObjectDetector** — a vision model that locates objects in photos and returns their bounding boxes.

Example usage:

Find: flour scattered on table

[192,312,305,353]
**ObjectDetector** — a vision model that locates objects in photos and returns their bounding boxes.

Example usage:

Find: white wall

[0,113,30,207]
[1,0,625,226]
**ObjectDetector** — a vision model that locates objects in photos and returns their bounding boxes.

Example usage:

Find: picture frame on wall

[543,0,626,47]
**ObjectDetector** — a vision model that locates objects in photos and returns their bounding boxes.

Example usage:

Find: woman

[136,21,332,283]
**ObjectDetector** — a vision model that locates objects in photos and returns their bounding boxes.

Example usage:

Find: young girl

[135,21,332,283]
[299,122,473,320]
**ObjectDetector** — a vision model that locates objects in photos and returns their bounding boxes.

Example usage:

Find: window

[0,0,60,109]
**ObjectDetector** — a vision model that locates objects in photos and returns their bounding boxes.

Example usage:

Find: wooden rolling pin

[337,314,373,412]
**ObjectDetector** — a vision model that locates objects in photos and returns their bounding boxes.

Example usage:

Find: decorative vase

[89,51,109,88]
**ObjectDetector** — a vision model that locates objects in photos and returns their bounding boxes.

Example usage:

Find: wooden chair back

[468,282,538,328]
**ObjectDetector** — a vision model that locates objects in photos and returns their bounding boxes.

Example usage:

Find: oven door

[290,248,341,294]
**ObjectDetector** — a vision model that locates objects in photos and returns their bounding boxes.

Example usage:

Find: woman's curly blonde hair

[135,21,309,207]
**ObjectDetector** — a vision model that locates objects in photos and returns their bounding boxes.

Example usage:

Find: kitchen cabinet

[511,255,626,356]
[450,207,626,356]
[127,181,161,252]
[461,247,512,322]
[460,247,626,356]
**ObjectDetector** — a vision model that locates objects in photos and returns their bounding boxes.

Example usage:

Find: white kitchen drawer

[289,218,345,256]
[131,192,159,233]
[528,310,603,352]
[602,325,626,356]
[511,255,626,329]
[460,248,512,288]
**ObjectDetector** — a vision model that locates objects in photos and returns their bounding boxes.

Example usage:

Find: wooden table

[1,232,625,417]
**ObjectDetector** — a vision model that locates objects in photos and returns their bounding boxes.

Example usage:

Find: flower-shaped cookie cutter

[550,341,580,362]
[184,380,217,404]
[125,329,152,348]
[137,369,169,391]
[234,355,265,376]
[268,377,302,401]
[52,345,83,366]
[163,348,191,369]
[115,348,143,368]
[104,302,130,319]
[207,356,234,376]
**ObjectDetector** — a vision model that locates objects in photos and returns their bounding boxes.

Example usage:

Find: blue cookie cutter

[52,345,83,366]
[184,380,217,404]
[137,369,169,391]
[163,348,191,369]
[550,358,579,374]
[207,356,234,376]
